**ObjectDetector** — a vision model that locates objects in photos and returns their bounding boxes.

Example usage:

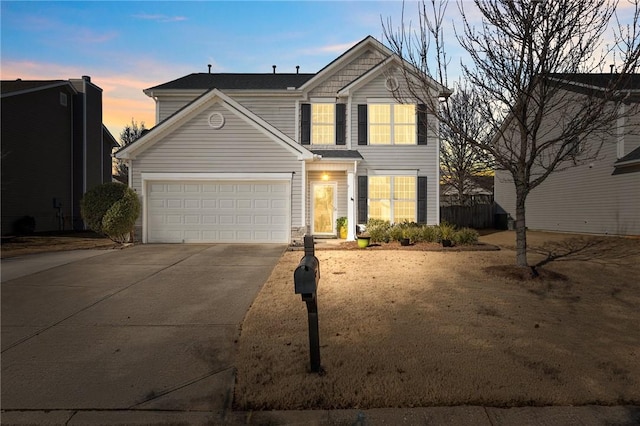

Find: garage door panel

[147,180,290,243]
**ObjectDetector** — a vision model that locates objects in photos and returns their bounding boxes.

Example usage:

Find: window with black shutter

[358,104,368,145]
[417,176,428,223]
[417,104,428,145]
[301,103,311,145]
[336,103,346,145]
[358,176,368,223]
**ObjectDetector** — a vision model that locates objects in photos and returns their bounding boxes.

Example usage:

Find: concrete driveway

[1,244,286,424]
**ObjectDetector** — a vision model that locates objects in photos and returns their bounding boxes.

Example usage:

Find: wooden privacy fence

[440,203,496,229]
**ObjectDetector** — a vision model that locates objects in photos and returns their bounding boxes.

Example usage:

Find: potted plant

[357,232,371,248]
[400,229,411,246]
[439,222,455,247]
[336,217,348,239]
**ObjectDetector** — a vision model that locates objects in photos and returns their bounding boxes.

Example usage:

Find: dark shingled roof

[146,73,316,91]
[616,145,640,164]
[549,73,640,90]
[1,80,71,94]
[310,149,363,159]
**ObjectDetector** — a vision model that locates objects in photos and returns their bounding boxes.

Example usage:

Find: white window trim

[310,101,335,145]
[368,173,418,223]
[367,103,417,145]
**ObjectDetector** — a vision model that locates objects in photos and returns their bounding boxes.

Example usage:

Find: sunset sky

[2,1,635,140]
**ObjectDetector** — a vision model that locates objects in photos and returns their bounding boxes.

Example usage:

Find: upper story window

[311,104,335,145]
[369,104,416,145]
[301,102,346,146]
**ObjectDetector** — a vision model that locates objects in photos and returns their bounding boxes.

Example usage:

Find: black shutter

[336,103,346,145]
[357,104,367,145]
[358,176,368,223]
[417,176,428,223]
[301,103,311,145]
[417,104,428,145]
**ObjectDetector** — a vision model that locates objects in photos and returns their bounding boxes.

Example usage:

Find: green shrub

[81,182,140,242]
[366,219,391,243]
[405,225,423,243]
[453,227,479,245]
[436,221,456,242]
[420,225,439,243]
[388,224,404,242]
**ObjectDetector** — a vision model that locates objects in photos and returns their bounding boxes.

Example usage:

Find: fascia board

[117,88,314,161]
[299,36,392,92]
[215,90,314,160]
[1,81,78,98]
[116,88,219,159]
[337,56,395,96]
[337,55,450,98]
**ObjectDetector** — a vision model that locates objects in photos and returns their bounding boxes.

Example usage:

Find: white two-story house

[116,36,448,244]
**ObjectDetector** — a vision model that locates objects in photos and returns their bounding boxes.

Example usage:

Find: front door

[312,182,337,235]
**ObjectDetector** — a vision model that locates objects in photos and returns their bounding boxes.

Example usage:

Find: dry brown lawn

[0,232,118,258]
[234,231,640,410]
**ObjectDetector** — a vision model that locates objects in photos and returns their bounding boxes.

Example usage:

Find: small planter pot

[357,236,371,248]
[441,239,453,247]
[400,238,410,246]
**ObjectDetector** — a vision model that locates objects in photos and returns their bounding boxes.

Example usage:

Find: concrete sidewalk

[1,245,638,425]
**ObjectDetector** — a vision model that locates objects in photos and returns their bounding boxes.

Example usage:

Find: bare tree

[114,119,146,183]
[383,0,640,267]
[440,83,493,205]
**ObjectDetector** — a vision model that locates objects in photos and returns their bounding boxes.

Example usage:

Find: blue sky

[2,1,425,137]
[2,1,636,139]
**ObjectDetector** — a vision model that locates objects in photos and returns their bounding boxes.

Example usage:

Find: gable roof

[1,80,77,98]
[116,88,314,161]
[615,145,640,167]
[298,35,392,92]
[145,73,315,95]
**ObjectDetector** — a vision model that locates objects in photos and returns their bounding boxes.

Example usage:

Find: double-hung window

[368,175,417,222]
[369,104,416,145]
[311,104,335,145]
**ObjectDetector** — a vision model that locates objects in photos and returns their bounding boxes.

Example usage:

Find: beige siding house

[494,75,640,236]
[116,36,448,244]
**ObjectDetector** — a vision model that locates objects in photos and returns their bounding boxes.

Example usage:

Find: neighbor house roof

[615,145,640,167]
[145,73,315,93]
[1,80,77,97]
[548,73,640,93]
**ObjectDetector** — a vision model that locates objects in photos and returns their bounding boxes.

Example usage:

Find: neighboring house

[1,76,117,234]
[494,74,640,236]
[116,36,449,244]
[440,175,494,206]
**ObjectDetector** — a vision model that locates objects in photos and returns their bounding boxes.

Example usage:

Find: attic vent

[385,76,399,92]
[60,92,68,107]
[208,112,225,129]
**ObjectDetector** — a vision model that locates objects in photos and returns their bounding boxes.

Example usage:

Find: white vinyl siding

[130,103,304,238]
[494,119,640,236]
[349,72,439,225]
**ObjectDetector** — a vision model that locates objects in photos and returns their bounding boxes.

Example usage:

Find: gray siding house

[1,77,116,234]
[494,74,640,236]
[116,36,448,244]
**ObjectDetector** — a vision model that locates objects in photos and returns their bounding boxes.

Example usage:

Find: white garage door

[146,181,290,243]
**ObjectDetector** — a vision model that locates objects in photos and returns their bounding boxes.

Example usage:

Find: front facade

[1,77,115,234]
[494,75,640,236]
[117,36,447,244]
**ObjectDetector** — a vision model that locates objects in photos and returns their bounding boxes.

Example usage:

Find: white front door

[311,182,337,235]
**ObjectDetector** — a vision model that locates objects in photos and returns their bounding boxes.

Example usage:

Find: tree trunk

[515,188,528,267]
